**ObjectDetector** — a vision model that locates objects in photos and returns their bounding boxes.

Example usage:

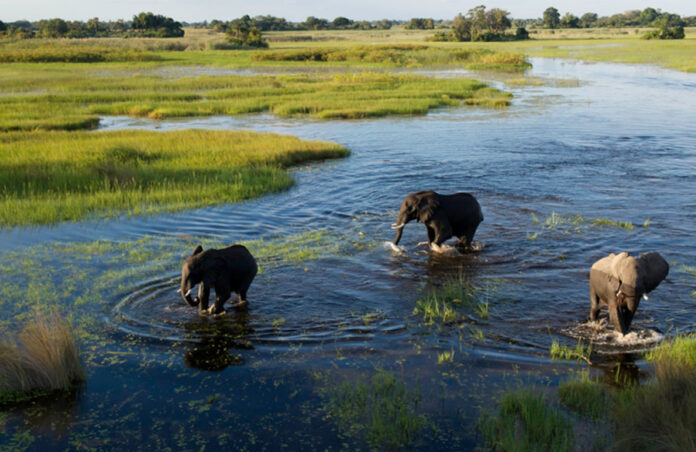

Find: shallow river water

[1,58,695,450]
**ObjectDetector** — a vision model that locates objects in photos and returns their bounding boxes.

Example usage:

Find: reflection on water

[1,58,695,449]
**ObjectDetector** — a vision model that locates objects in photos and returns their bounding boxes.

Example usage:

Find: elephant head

[589,251,669,334]
[392,191,439,246]
[179,245,204,307]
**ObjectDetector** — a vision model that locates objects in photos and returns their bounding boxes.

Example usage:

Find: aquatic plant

[437,350,455,364]
[323,370,431,449]
[558,372,610,421]
[0,310,84,403]
[478,389,574,452]
[413,274,494,324]
[550,340,593,365]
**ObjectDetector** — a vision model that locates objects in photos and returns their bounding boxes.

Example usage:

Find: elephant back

[639,252,669,293]
[445,192,483,224]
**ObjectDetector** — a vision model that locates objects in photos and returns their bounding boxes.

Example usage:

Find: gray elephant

[179,244,258,315]
[589,251,669,334]
[392,190,483,252]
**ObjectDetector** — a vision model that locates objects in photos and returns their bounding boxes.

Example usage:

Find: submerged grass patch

[322,370,431,449]
[0,310,84,404]
[550,340,593,365]
[0,129,347,227]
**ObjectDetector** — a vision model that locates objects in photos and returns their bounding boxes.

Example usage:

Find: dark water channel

[1,58,695,450]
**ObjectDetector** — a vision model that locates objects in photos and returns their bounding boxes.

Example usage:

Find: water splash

[563,320,663,353]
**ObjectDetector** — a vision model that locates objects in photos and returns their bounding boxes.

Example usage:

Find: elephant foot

[207,306,227,316]
[234,299,248,309]
[416,241,430,248]
[430,243,455,254]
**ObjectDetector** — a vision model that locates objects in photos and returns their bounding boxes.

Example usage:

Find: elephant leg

[608,301,625,334]
[589,287,601,321]
[209,287,230,315]
[198,283,210,314]
[427,226,435,246]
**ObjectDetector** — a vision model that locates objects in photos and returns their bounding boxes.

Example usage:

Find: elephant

[178,244,258,315]
[589,251,669,335]
[391,190,483,253]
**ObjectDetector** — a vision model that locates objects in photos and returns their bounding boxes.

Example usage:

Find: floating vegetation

[0,309,84,404]
[478,389,574,452]
[322,370,431,450]
[530,211,643,237]
[550,340,593,365]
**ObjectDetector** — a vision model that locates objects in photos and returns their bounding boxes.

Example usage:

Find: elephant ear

[639,252,669,293]
[417,196,440,223]
[201,253,227,284]
[191,245,204,257]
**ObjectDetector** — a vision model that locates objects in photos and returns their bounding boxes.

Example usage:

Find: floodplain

[0,27,695,450]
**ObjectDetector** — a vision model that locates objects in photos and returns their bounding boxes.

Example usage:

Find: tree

[0,21,6,33]
[405,18,434,29]
[485,8,511,34]
[580,13,598,28]
[375,19,393,30]
[132,12,184,37]
[38,18,68,38]
[227,22,268,47]
[560,13,580,28]
[543,7,560,29]
[639,7,660,26]
[451,14,472,41]
[331,17,352,29]
[302,16,329,30]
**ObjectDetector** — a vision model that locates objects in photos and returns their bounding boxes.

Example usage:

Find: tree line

[0,12,183,38]
[1,6,693,41]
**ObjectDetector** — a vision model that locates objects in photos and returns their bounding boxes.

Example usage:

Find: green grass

[0,46,161,63]
[323,370,431,450]
[478,389,574,452]
[550,340,593,364]
[413,274,493,324]
[0,68,512,131]
[558,372,610,421]
[613,335,696,451]
[0,309,84,404]
[0,129,348,227]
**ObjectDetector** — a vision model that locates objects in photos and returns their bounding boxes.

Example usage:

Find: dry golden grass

[0,310,84,399]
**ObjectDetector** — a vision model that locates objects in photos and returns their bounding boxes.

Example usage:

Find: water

[1,58,695,449]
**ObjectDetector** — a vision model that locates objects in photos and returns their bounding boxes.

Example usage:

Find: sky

[2,0,695,22]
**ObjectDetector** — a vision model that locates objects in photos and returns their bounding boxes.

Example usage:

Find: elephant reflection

[182,313,254,371]
[589,251,669,335]
[392,190,483,253]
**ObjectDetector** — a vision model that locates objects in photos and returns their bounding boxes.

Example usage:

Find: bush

[0,310,84,403]
[642,25,685,39]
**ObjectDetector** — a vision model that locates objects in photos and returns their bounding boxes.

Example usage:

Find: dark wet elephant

[589,251,669,334]
[392,190,483,252]
[179,245,258,315]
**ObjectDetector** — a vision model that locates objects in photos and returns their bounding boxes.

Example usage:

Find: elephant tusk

[391,223,405,229]
[176,288,181,294]
[185,289,192,297]
[643,294,649,301]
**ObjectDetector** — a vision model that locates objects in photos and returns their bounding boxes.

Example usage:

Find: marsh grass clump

[550,340,593,365]
[324,370,431,450]
[0,46,160,63]
[478,389,574,452]
[558,372,610,421]
[0,310,84,404]
[613,335,696,451]
[414,275,498,325]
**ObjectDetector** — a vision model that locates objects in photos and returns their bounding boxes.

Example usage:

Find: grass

[413,274,492,324]
[437,350,455,364]
[0,129,348,227]
[550,340,593,365]
[0,309,84,404]
[323,370,430,450]
[613,335,696,451]
[0,69,512,131]
[478,389,574,452]
[558,372,610,422]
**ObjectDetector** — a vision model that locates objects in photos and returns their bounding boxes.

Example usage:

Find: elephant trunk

[393,225,404,246]
[180,279,198,307]
[392,209,409,245]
